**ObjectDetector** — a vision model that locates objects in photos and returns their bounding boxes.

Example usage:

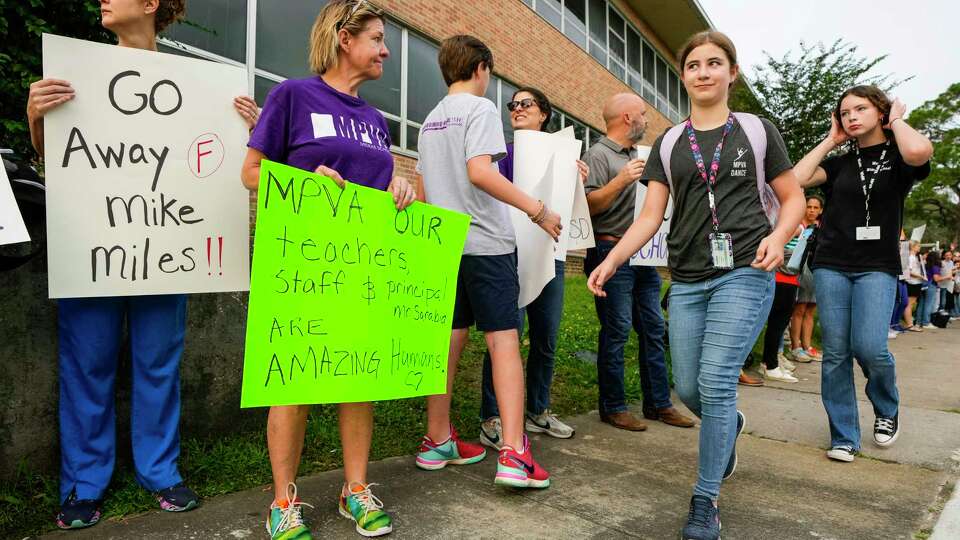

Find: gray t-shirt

[417,93,513,256]
[641,117,792,283]
[583,137,637,237]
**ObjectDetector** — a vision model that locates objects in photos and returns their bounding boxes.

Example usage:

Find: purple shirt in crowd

[497,142,515,182]
[930,265,941,285]
[249,76,393,189]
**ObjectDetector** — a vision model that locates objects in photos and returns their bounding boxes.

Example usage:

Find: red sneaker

[494,435,550,488]
[415,425,486,470]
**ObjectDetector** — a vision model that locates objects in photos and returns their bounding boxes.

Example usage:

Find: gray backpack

[658,112,781,226]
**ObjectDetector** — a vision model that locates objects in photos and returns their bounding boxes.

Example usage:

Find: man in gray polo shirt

[582,93,694,431]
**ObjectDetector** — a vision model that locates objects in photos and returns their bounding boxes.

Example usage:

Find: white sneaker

[479,417,502,450]
[778,353,796,372]
[763,366,798,383]
[525,410,575,439]
[789,347,813,363]
[887,330,899,340]
[826,446,856,462]
[922,324,935,329]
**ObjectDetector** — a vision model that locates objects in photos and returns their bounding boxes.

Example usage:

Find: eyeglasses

[506,98,538,112]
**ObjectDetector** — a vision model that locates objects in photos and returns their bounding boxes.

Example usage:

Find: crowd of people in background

[22,1,939,540]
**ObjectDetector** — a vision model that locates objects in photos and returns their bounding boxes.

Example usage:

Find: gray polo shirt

[583,137,636,237]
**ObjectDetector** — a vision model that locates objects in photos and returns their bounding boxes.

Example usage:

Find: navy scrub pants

[57,294,187,503]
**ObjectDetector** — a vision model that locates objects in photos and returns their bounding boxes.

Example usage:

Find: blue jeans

[814,269,900,450]
[669,266,774,500]
[939,288,950,312]
[917,285,939,326]
[481,260,565,419]
[58,294,187,503]
[891,281,908,327]
[584,241,671,414]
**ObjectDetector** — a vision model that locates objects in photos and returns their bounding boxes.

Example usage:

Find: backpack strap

[732,112,780,226]
[658,123,687,194]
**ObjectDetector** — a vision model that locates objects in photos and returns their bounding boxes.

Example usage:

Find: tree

[743,39,905,162]
[905,83,960,245]
[0,1,110,160]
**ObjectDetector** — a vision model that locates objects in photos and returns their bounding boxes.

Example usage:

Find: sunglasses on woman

[506,98,538,112]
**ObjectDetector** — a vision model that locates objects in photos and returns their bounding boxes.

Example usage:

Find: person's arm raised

[886,99,934,166]
[795,114,848,189]
[586,159,644,215]
[466,154,562,241]
[587,181,669,296]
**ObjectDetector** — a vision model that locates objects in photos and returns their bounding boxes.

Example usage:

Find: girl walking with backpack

[587,30,804,540]
[794,85,932,463]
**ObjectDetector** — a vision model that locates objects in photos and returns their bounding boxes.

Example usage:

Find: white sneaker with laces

[479,417,503,450]
[525,410,575,439]
[826,446,856,462]
[887,330,899,340]
[763,366,798,383]
[778,353,796,372]
[789,347,813,363]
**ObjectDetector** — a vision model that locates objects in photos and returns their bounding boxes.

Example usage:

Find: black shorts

[452,252,520,332]
[906,283,923,298]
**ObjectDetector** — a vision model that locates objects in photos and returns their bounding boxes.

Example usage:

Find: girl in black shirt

[794,85,933,463]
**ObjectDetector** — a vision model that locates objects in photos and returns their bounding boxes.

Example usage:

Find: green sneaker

[338,482,393,537]
[266,483,313,540]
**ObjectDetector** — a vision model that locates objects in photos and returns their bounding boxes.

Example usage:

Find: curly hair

[155,0,186,33]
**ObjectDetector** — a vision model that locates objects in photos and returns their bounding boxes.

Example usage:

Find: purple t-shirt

[497,142,515,182]
[249,76,393,190]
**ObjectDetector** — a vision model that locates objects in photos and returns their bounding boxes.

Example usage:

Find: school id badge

[709,232,735,269]
[855,226,881,241]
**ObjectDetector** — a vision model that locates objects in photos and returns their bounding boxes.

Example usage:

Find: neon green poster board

[241,160,470,407]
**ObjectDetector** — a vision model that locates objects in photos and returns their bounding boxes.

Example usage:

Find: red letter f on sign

[197,139,214,174]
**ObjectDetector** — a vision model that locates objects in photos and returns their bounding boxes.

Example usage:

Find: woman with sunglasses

[478,88,588,448]
[241,1,415,538]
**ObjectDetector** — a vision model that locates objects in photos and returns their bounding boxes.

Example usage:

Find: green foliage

[745,39,906,163]
[0,1,111,159]
[905,82,960,245]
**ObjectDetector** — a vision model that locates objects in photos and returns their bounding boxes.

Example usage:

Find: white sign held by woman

[0,165,30,246]
[42,34,250,298]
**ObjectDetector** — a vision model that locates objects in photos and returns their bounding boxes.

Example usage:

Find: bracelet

[890,117,904,127]
[531,200,548,224]
[529,200,544,223]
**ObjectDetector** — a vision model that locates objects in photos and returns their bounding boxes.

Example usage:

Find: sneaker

[494,435,550,488]
[415,426,486,470]
[56,491,102,530]
[338,482,393,537]
[805,347,823,361]
[479,416,503,450]
[826,446,856,462]
[762,366,798,383]
[156,482,200,512]
[887,330,899,340]
[789,347,813,363]
[723,410,745,480]
[266,483,313,540]
[778,353,796,372]
[873,415,900,447]
[922,323,936,329]
[681,495,721,540]
[525,410,575,439]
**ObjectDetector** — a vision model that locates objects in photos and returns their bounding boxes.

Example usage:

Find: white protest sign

[42,34,250,298]
[567,180,594,250]
[629,183,672,267]
[0,164,30,246]
[910,225,926,243]
[510,127,582,307]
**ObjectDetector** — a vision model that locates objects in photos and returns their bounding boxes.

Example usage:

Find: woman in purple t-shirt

[240,2,414,539]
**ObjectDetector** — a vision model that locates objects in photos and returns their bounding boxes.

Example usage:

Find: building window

[525,0,688,122]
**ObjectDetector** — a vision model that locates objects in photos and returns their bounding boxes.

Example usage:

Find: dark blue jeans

[481,259,565,419]
[584,241,672,414]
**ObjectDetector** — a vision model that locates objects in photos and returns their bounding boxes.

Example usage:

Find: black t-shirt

[811,142,930,276]
[641,117,793,283]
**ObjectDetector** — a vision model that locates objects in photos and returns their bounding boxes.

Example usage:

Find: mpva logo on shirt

[731,147,749,177]
[310,113,389,150]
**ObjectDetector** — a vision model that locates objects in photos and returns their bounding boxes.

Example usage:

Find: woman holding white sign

[794,85,932,464]
[478,87,588,448]
[26,0,260,531]
[587,31,803,540]
[240,1,415,538]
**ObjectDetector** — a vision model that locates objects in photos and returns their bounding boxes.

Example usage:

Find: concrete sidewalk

[44,327,960,539]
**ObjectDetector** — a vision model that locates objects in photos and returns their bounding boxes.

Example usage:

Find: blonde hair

[309,0,384,74]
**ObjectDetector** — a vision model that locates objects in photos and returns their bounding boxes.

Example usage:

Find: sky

[697,0,955,109]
